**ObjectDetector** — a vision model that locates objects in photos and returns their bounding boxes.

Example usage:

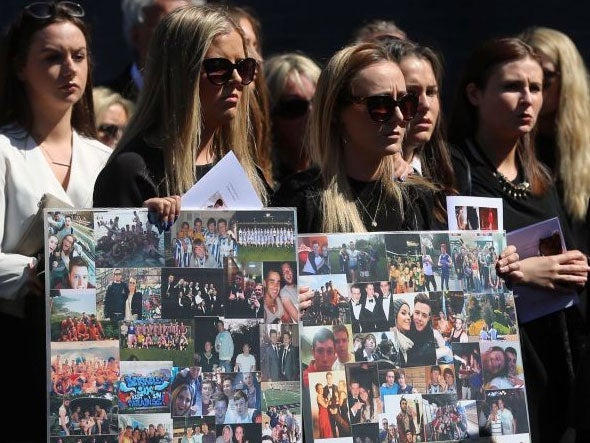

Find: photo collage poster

[298,230,531,443]
[44,208,301,443]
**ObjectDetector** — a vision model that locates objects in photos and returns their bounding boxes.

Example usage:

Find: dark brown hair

[448,37,550,195]
[0,3,96,137]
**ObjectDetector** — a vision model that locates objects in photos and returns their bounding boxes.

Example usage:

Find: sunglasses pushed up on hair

[202,57,258,86]
[24,1,85,19]
[350,93,419,123]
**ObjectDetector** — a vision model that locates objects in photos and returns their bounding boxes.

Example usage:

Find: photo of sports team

[45,208,300,443]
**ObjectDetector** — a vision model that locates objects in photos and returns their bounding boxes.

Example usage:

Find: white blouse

[0,123,111,316]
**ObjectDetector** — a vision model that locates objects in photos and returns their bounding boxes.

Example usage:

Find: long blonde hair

[520,27,590,220]
[114,5,268,203]
[308,43,407,232]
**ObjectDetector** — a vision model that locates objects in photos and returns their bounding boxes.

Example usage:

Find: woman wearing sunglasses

[0,1,111,439]
[271,42,433,234]
[265,52,321,187]
[448,37,589,443]
[93,5,270,218]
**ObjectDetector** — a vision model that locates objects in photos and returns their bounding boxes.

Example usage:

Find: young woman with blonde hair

[271,42,432,233]
[519,26,590,256]
[94,5,270,217]
[519,25,590,443]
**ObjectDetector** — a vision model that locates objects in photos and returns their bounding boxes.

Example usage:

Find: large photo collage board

[298,231,531,443]
[44,208,301,443]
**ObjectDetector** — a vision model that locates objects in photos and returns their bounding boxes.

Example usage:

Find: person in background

[264,52,321,186]
[387,39,457,229]
[227,5,274,187]
[519,27,590,261]
[271,42,433,233]
[0,3,112,439]
[104,0,204,102]
[352,18,407,43]
[94,5,271,222]
[92,86,134,148]
[519,28,590,439]
[448,36,589,443]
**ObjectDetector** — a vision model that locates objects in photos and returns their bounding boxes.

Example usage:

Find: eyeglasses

[542,69,560,90]
[272,98,311,119]
[24,1,85,19]
[350,93,419,122]
[98,124,125,138]
[202,57,257,85]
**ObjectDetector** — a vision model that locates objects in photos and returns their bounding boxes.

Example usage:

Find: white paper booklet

[446,196,503,232]
[182,151,263,209]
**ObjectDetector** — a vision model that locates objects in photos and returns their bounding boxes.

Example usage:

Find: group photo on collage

[0,0,589,442]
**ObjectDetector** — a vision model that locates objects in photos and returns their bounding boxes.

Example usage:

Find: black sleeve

[450,144,472,196]
[270,168,323,234]
[93,151,159,208]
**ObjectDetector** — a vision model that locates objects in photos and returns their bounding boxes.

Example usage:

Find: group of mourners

[1,1,590,442]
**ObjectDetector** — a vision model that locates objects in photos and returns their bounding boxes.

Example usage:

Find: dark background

[1,0,588,111]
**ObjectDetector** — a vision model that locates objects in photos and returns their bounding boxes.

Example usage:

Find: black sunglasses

[202,57,257,86]
[24,1,85,19]
[350,93,419,123]
[97,124,125,138]
[272,98,311,119]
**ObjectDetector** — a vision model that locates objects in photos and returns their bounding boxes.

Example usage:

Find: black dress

[451,138,586,443]
[270,166,434,233]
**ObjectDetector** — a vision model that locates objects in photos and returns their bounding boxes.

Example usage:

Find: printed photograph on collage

[298,230,531,443]
[45,208,301,443]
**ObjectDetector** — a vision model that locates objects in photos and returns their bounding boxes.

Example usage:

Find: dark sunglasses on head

[202,57,257,85]
[24,1,85,19]
[98,124,124,138]
[272,98,311,119]
[350,93,419,123]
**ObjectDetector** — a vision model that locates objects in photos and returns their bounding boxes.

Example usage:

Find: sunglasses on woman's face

[272,98,311,119]
[202,57,257,86]
[350,93,419,123]
[98,124,125,138]
[24,1,85,19]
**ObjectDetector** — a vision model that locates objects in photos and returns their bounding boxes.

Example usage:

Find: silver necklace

[356,185,383,228]
[39,143,71,168]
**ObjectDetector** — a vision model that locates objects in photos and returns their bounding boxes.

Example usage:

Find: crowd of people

[95,215,164,268]
[1,1,590,442]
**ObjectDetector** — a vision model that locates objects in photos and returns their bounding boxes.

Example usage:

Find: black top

[93,135,270,208]
[270,166,434,234]
[450,138,575,247]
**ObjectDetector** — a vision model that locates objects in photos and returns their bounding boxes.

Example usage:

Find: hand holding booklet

[506,216,579,323]
[181,151,263,209]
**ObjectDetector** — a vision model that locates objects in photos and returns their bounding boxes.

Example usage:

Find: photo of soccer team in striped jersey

[45,208,301,443]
